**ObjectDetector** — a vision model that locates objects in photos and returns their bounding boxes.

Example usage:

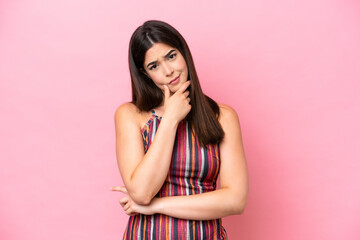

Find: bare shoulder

[114,102,154,130]
[217,103,244,149]
[114,102,142,128]
[115,102,138,118]
[217,103,240,126]
[115,102,137,120]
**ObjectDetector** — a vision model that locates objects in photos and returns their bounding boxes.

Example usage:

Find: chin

[169,86,178,92]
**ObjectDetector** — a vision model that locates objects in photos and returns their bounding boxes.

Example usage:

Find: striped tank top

[122,109,227,240]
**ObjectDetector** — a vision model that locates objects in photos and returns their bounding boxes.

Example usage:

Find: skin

[111,43,249,220]
[142,42,189,97]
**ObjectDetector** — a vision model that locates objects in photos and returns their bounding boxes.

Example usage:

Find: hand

[162,80,191,124]
[110,186,156,216]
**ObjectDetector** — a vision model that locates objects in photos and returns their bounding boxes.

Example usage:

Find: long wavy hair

[128,20,224,147]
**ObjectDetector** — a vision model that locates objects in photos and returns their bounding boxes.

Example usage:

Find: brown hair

[128,20,224,147]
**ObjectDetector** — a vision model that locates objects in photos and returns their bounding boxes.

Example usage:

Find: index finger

[175,80,191,95]
[110,186,128,194]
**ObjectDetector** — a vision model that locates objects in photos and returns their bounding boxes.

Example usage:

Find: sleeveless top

[122,109,227,240]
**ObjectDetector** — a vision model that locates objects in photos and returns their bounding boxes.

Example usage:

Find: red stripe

[122,115,227,239]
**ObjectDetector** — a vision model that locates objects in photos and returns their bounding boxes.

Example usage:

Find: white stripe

[150,215,154,240]
[169,175,172,195]
[169,216,172,240]
[198,147,205,193]
[169,174,172,239]
[185,122,191,239]
[184,122,190,195]
[137,215,142,240]
[151,117,157,142]
[185,122,191,189]
[187,220,190,240]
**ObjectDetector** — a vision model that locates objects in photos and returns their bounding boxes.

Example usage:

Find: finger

[187,97,191,103]
[175,80,191,95]
[183,90,190,98]
[119,197,128,204]
[111,186,128,194]
[163,84,170,102]
[126,209,134,216]
[124,205,135,215]
[119,197,128,207]
[122,203,128,211]
[123,201,131,211]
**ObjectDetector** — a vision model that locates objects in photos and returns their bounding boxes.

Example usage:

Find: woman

[111,20,248,239]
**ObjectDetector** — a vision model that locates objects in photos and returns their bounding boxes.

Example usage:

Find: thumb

[163,84,170,102]
[110,186,128,194]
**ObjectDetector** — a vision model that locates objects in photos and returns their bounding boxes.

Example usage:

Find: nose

[162,63,174,76]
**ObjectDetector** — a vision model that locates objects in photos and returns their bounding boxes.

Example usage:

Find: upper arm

[114,103,145,191]
[218,104,249,204]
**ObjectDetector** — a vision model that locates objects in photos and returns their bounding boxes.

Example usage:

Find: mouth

[169,75,180,85]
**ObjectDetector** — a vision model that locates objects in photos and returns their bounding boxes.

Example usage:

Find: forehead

[144,43,176,63]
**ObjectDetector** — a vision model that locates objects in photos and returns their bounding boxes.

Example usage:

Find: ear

[140,68,150,78]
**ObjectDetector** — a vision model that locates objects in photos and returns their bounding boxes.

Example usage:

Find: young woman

[111,20,248,239]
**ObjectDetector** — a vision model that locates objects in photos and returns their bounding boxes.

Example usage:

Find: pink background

[1,0,359,239]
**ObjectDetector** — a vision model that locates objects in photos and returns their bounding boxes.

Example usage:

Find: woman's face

[143,42,188,95]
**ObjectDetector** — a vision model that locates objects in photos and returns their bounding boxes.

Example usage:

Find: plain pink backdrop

[1,0,359,239]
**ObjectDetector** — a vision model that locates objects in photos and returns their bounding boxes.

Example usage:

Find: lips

[169,76,180,85]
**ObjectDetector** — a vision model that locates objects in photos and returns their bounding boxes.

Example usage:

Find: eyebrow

[146,49,176,68]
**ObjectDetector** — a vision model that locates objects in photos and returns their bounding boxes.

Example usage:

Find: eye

[169,53,177,60]
[149,64,158,71]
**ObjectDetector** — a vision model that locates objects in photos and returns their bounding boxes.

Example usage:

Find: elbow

[236,201,247,215]
[231,194,248,215]
[126,179,155,205]
[129,191,153,206]
[134,197,152,206]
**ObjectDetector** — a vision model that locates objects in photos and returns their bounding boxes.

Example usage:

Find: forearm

[128,117,178,204]
[151,188,247,220]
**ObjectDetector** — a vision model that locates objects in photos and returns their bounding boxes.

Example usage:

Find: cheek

[148,74,164,89]
[178,58,188,75]
[182,64,189,78]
